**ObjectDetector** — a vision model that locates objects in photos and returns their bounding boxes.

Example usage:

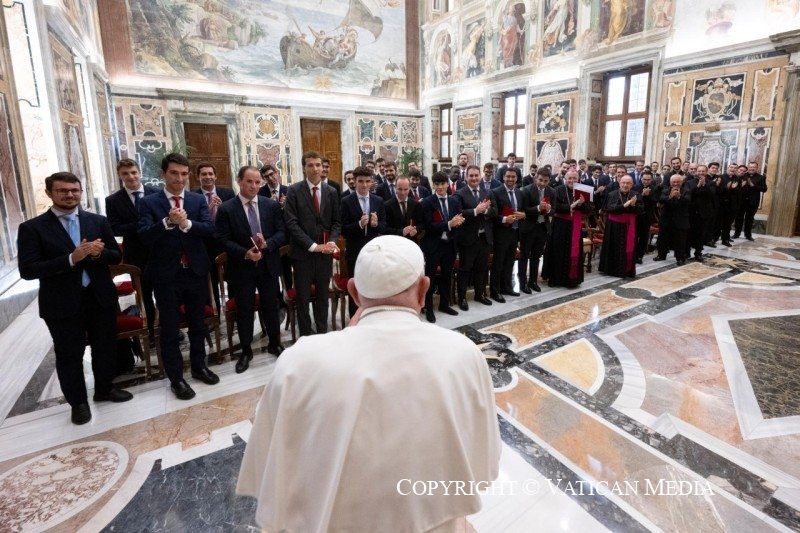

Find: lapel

[121,190,138,217]
[257,196,270,235]
[158,191,174,216]
[234,197,250,234]
[77,210,92,241]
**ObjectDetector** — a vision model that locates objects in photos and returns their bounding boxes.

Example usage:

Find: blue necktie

[439,197,449,220]
[247,200,260,237]
[64,214,90,287]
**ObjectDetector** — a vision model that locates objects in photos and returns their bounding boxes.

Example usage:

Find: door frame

[292,108,355,185]
[171,112,239,189]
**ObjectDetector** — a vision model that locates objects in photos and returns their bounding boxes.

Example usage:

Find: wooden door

[300,119,342,185]
[184,123,231,190]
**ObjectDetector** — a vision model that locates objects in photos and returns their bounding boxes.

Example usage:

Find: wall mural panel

[498,1,527,68]
[431,28,454,87]
[542,0,577,57]
[529,90,577,166]
[597,0,646,46]
[238,106,292,178]
[126,0,408,98]
[536,100,570,134]
[112,97,173,187]
[690,74,746,123]
[456,109,481,165]
[462,18,486,78]
[354,114,423,168]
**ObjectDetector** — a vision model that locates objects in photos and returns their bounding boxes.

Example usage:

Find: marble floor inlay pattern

[1,236,800,531]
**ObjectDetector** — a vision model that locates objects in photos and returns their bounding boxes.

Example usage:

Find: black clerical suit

[283,180,342,336]
[341,192,386,316]
[420,194,461,311]
[735,172,768,239]
[455,185,495,303]
[490,186,523,295]
[657,186,691,262]
[408,185,432,202]
[138,191,215,384]
[634,182,662,260]
[384,196,420,240]
[686,177,716,259]
[519,183,554,288]
[18,209,121,406]
[105,184,159,335]
[215,195,286,353]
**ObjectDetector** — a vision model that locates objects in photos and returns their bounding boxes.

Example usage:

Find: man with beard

[455,165,495,309]
[495,152,523,183]
[376,161,399,200]
[734,161,768,241]
[489,167,525,300]
[519,168,554,292]
[599,175,642,278]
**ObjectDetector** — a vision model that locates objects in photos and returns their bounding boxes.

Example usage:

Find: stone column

[767,30,800,236]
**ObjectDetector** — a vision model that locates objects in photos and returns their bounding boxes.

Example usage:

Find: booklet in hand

[573,183,594,203]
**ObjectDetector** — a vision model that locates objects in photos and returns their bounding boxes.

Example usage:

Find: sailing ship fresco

[127,0,407,98]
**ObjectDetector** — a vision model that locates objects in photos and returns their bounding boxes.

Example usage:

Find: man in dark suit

[634,171,661,263]
[480,163,502,194]
[341,166,386,316]
[521,163,539,187]
[735,161,768,241]
[376,161,399,201]
[655,174,692,265]
[686,165,717,261]
[490,168,525,301]
[408,170,431,201]
[193,162,235,309]
[384,176,420,241]
[519,168,554,293]
[407,160,431,190]
[284,151,342,336]
[495,152,523,182]
[18,172,132,425]
[139,153,220,400]
[216,166,286,373]
[105,158,159,337]
[257,164,288,204]
[454,152,469,182]
[321,157,342,194]
[455,165,495,310]
[341,169,356,197]
[447,166,466,195]
[373,157,386,186]
[420,171,465,322]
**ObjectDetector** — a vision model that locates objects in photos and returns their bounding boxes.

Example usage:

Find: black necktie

[472,189,479,201]
[401,200,406,218]
[133,191,142,206]
[439,197,448,220]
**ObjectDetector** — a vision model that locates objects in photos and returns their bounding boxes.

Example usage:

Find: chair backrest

[109,263,146,328]
[215,252,228,304]
[279,245,296,294]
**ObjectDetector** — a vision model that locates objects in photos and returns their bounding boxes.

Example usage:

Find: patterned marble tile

[621,262,727,297]
[727,272,794,284]
[533,339,604,395]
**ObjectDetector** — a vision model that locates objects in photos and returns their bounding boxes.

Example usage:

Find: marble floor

[2,235,800,532]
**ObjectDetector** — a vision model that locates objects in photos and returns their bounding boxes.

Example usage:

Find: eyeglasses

[52,188,82,196]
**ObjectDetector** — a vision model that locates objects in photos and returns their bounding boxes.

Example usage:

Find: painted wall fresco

[462,18,486,78]
[431,29,454,87]
[127,0,407,98]
[542,0,577,57]
[455,109,481,165]
[656,56,789,218]
[112,97,173,187]
[498,1,527,68]
[355,114,423,167]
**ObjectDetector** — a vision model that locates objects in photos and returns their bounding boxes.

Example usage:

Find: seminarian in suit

[454,165,495,310]
[408,170,432,201]
[258,164,292,296]
[420,172,465,323]
[341,166,387,316]
[105,158,159,336]
[138,153,220,401]
[490,168,525,301]
[321,158,343,194]
[519,169,555,293]
[283,151,342,336]
[215,166,286,373]
[18,172,132,425]
[384,176,421,241]
[193,162,235,309]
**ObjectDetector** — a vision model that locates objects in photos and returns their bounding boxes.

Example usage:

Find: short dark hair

[375,157,385,164]
[385,161,397,170]
[738,164,747,169]
[591,165,602,172]
[302,151,322,166]
[45,171,81,192]
[671,157,682,163]
[565,158,576,165]
[260,164,277,176]
[483,162,494,170]
[506,152,516,158]
[161,153,190,172]
[322,158,330,164]
[352,166,373,179]
[536,168,551,178]
[344,169,354,177]
[236,165,260,181]
[642,171,653,177]
[578,159,586,165]
[466,165,480,174]
[116,158,139,172]
[431,171,449,184]
[709,161,720,168]
[196,161,216,175]
[408,169,422,178]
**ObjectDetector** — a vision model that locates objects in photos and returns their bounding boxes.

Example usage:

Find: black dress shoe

[438,305,459,316]
[653,256,666,261]
[425,309,436,323]
[266,343,285,356]
[490,292,506,303]
[503,290,520,297]
[93,388,133,403]
[171,380,196,400]
[458,299,469,312]
[722,241,732,247]
[706,242,717,248]
[474,295,493,305]
[636,257,643,265]
[745,236,755,241]
[235,352,252,374]
[732,234,740,239]
[694,255,704,262]
[71,403,91,425]
[520,286,532,294]
[191,367,220,385]
[530,282,541,292]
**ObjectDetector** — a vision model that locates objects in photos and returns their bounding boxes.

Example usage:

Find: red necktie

[312,186,320,215]
[172,196,181,209]
[206,192,216,220]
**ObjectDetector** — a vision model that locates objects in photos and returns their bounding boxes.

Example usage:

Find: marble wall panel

[535,139,569,170]
[354,114,423,167]
[536,100,570,134]
[686,129,738,167]
[745,127,771,175]
[529,91,577,165]
[690,73,746,124]
[751,68,781,121]
[238,106,292,178]
[111,97,172,187]
[665,81,686,126]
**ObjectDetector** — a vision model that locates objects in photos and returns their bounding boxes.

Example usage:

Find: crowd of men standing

[17,149,767,425]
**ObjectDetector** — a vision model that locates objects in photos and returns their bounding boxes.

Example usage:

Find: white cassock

[237,306,501,532]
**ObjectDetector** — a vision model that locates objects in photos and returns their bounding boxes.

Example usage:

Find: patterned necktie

[508,189,517,210]
[472,189,479,202]
[312,186,320,215]
[64,214,90,287]
[206,192,217,220]
[247,200,260,237]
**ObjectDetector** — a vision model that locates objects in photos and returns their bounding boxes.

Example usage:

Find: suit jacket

[659,186,691,230]
[322,179,342,194]
[258,184,288,201]
[634,183,662,218]
[455,186,495,247]
[420,194,460,255]
[494,165,523,183]
[215,195,286,280]
[479,179,502,195]
[520,184,555,234]
[18,209,121,320]
[490,187,524,245]
[447,179,466,196]
[283,181,342,260]
[137,191,215,280]
[687,179,717,220]
[742,173,768,208]
[376,180,399,201]
[341,193,386,262]
[193,187,236,203]
[105,185,159,267]
[408,186,431,202]
[384,197,420,239]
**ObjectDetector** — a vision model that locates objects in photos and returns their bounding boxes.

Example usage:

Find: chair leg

[226,314,235,359]
[289,304,297,342]
[141,333,151,381]
[340,294,346,329]
[153,329,165,380]
[213,322,222,364]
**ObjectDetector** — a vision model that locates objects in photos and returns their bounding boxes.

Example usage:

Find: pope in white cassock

[237,235,501,532]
